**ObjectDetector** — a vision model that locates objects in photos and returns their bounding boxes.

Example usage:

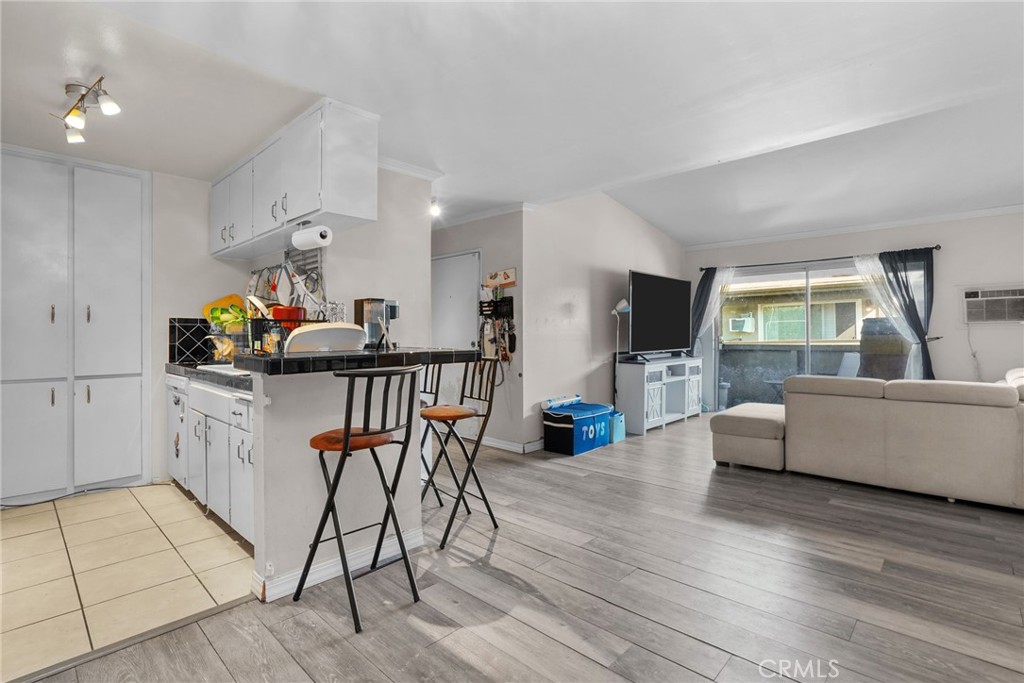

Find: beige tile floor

[0,484,253,681]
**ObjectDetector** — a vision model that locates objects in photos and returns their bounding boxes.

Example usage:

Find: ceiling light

[429,200,441,217]
[54,75,120,143]
[64,125,85,144]
[97,90,120,116]
[64,106,86,130]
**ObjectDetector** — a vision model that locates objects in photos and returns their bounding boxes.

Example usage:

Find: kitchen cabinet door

[167,390,188,487]
[209,178,230,253]
[229,426,254,543]
[1,154,69,381]
[252,140,283,237]
[281,110,322,223]
[206,417,231,523]
[228,161,253,245]
[73,168,143,377]
[188,410,207,504]
[1,382,69,500]
[73,377,142,486]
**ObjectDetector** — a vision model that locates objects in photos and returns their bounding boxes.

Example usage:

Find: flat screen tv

[628,271,691,354]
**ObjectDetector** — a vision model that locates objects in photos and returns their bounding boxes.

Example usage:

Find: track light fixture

[53,75,120,143]
[429,199,441,217]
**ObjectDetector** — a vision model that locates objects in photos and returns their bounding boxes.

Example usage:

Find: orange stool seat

[420,404,478,422]
[310,427,394,452]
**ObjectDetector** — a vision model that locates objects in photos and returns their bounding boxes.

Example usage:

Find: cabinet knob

[271,201,277,221]
[237,443,243,461]
[86,384,91,403]
[221,226,227,243]
[282,193,288,215]
[50,304,56,324]
[51,387,55,407]
[86,305,91,323]
[194,422,200,438]
[228,223,235,240]
[248,447,253,465]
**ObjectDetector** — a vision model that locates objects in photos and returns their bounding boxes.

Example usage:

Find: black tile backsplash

[169,317,213,364]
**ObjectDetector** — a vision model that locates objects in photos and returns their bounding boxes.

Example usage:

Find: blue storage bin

[609,411,625,443]
[543,402,613,456]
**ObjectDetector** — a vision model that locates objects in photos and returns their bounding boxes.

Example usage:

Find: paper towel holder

[292,221,333,250]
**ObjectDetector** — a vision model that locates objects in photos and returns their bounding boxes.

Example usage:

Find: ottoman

[710,403,786,471]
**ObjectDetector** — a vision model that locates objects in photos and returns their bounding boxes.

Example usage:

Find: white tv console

[615,355,702,435]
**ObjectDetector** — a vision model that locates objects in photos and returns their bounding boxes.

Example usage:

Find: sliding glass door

[717,259,906,407]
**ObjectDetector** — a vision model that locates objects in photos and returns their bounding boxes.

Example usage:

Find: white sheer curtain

[697,267,736,340]
[853,254,921,379]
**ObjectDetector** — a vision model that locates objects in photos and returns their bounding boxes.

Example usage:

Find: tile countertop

[232,347,481,376]
[165,363,254,392]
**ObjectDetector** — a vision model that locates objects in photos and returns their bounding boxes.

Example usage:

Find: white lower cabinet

[1,382,69,499]
[205,417,231,523]
[178,381,253,541]
[74,377,142,487]
[229,426,254,543]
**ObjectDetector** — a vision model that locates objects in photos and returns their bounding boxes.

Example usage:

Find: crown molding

[377,156,444,182]
[442,202,535,228]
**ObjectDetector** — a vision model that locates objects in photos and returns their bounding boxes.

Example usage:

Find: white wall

[686,212,1024,382]
[522,193,689,442]
[432,211,526,446]
[150,173,252,480]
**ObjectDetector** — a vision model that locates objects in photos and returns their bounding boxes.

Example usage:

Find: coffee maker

[354,298,399,349]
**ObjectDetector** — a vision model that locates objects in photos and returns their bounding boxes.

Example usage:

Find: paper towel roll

[291,225,333,250]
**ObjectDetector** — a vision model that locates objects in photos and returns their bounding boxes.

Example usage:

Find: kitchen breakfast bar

[233,347,480,602]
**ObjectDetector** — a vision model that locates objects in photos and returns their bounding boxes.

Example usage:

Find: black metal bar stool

[420,358,499,549]
[292,364,422,633]
[418,363,470,514]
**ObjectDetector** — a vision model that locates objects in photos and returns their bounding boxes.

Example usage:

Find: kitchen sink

[195,364,251,377]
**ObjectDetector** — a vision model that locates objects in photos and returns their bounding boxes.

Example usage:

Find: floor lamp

[612,298,631,402]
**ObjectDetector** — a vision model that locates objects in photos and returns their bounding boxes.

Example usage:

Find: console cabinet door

[188,411,208,504]
[74,377,142,486]
[1,155,69,381]
[229,426,254,543]
[252,140,283,237]
[73,168,143,377]
[206,417,231,522]
[1,382,68,500]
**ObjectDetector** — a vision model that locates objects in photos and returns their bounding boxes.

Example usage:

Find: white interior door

[431,252,480,350]
[1,381,69,500]
[1,154,69,380]
[73,168,143,377]
[73,377,142,486]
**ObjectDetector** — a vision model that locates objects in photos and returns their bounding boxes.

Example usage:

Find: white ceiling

[3,2,1022,245]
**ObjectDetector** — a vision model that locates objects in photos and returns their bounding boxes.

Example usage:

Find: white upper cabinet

[73,168,143,377]
[252,139,283,238]
[281,110,322,223]
[209,177,230,252]
[228,160,254,245]
[1,155,69,381]
[211,99,379,259]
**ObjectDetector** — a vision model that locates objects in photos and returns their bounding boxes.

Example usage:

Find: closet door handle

[51,387,55,407]
[50,304,56,324]
[86,385,91,404]
[86,305,91,323]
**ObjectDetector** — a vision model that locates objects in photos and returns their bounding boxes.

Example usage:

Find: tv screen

[628,271,692,354]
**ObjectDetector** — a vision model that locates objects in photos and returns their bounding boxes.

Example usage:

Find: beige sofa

[784,372,1024,509]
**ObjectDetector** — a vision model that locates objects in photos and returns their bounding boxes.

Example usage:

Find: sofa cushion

[784,375,886,399]
[885,380,1020,408]
[1006,367,1024,383]
[710,403,785,440]
[1004,374,1024,402]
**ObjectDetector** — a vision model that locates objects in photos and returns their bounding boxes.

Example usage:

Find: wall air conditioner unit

[729,316,754,333]
[962,285,1024,324]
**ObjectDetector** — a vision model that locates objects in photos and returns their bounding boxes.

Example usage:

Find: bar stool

[420,358,499,549]
[292,365,421,634]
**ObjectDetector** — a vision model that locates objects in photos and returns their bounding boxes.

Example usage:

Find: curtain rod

[698,244,941,272]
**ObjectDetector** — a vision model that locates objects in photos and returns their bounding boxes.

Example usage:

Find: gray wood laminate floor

[38,418,1024,683]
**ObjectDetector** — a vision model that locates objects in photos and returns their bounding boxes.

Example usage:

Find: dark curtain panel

[878,248,935,380]
[690,267,717,351]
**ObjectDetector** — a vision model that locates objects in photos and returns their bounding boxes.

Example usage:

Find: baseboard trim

[480,436,547,454]
[254,528,424,603]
